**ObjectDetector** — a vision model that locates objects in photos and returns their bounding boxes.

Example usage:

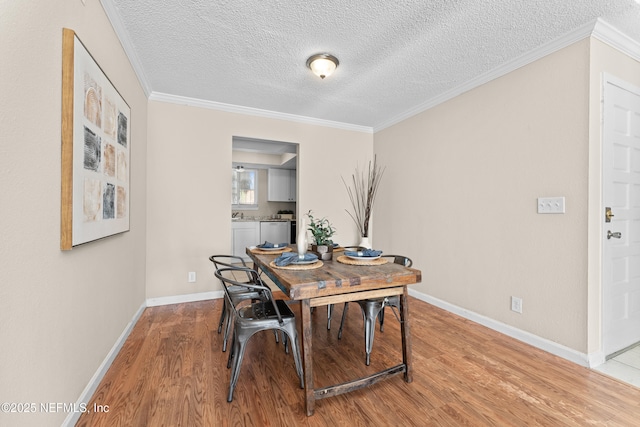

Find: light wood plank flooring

[77,297,640,426]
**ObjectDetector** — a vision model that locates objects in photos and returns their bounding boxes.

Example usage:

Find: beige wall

[146,101,372,298]
[374,40,591,352]
[0,1,147,426]
[3,2,639,423]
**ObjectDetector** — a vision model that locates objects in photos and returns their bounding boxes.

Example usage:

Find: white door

[602,76,640,356]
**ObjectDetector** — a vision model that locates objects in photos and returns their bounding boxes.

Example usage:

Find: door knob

[607,230,622,239]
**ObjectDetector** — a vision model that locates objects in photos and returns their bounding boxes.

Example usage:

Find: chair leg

[379,306,385,332]
[227,336,248,402]
[217,298,227,333]
[282,325,304,389]
[360,301,384,366]
[363,311,376,366]
[222,303,233,352]
[227,328,236,369]
[338,302,349,339]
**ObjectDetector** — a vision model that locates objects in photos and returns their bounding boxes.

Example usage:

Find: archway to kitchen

[231,136,299,261]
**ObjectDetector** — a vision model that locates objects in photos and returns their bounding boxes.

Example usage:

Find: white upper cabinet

[268,169,296,202]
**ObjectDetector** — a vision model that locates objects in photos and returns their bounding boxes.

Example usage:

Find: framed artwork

[60,28,131,250]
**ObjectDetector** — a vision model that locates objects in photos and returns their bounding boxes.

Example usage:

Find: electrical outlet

[188,272,196,283]
[511,296,523,314]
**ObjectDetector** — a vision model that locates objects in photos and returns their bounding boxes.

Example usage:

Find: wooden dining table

[247,246,422,416]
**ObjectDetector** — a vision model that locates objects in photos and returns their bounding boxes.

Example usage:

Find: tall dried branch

[342,156,385,238]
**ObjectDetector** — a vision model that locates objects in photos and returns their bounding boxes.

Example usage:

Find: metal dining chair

[215,267,304,402]
[324,246,366,330]
[209,255,271,352]
[337,255,413,365]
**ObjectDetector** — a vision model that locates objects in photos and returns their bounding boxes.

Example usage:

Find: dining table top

[247,246,422,300]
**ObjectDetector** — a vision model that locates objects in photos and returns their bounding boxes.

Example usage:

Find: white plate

[346,254,381,261]
[291,258,318,265]
[258,246,287,251]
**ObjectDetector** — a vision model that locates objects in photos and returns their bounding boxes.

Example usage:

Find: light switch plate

[537,197,565,214]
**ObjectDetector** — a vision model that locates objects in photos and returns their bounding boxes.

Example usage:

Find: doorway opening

[230,136,299,260]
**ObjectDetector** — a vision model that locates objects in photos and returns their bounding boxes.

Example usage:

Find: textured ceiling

[102,0,640,131]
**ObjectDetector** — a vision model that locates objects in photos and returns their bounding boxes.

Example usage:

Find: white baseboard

[67,287,604,426]
[146,290,223,307]
[62,302,146,427]
[64,291,225,426]
[408,289,596,368]
[587,351,606,368]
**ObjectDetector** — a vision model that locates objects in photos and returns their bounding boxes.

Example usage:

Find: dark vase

[311,244,334,260]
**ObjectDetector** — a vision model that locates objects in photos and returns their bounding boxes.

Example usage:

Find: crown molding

[100,1,639,136]
[373,20,601,132]
[373,18,640,132]
[148,92,374,133]
[100,0,371,133]
[100,0,152,97]
[592,17,640,62]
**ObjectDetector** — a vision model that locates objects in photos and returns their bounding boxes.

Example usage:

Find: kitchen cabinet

[268,168,296,202]
[231,221,260,261]
[260,221,290,245]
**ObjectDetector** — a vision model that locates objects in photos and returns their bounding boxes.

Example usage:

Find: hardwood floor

[77,297,640,426]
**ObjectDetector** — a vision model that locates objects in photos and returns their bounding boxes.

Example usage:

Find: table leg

[300,298,315,416]
[400,286,413,383]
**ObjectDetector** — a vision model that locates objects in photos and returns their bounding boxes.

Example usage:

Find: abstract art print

[61,28,130,249]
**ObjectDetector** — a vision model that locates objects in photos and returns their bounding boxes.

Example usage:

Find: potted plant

[342,155,385,248]
[306,210,336,260]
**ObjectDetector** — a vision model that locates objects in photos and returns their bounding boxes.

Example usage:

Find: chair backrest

[209,255,252,282]
[214,267,286,324]
[382,255,413,268]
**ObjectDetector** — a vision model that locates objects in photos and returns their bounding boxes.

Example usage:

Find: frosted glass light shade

[306,54,339,79]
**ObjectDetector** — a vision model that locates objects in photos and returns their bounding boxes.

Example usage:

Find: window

[232,168,258,210]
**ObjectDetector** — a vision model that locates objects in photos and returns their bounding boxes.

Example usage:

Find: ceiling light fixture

[306,53,339,79]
